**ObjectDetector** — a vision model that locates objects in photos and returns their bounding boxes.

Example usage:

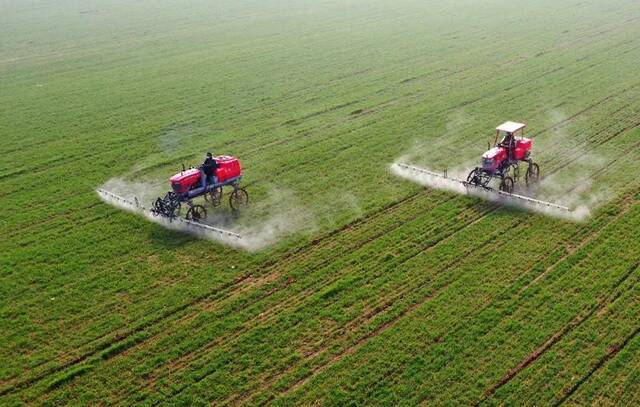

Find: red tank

[170,168,201,194]
[168,156,242,194]
[215,155,242,182]
[514,137,532,160]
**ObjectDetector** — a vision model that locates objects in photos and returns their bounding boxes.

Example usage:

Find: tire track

[1,190,432,395]
[554,324,640,406]
[7,11,640,404]
[331,187,639,406]
[367,202,632,403]
[143,200,500,404]
[2,191,433,396]
[86,105,639,403]
[175,205,512,406]
[11,91,634,398]
[478,258,640,404]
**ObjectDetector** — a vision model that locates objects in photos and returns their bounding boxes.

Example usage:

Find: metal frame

[395,163,570,211]
[96,188,241,238]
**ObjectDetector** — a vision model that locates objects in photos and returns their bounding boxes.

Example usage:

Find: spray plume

[97,178,311,251]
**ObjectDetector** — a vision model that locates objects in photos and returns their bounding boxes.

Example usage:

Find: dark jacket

[202,157,219,176]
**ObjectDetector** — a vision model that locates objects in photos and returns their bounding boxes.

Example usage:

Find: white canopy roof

[496,121,526,133]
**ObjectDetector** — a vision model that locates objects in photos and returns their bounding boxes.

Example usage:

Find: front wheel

[186,204,207,221]
[466,168,491,187]
[229,188,249,211]
[500,176,514,194]
[526,163,540,186]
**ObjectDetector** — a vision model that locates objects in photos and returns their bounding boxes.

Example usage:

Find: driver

[201,152,219,187]
[500,132,516,161]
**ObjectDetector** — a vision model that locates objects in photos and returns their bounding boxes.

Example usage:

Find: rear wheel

[526,163,540,186]
[186,204,207,221]
[229,188,249,211]
[173,203,182,216]
[507,164,520,182]
[204,186,223,207]
[500,176,514,193]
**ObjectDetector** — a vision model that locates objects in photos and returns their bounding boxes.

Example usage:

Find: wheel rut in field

[150,201,503,404]
[2,190,439,398]
[23,115,638,400]
[478,257,640,404]
[554,323,640,406]
[519,192,638,293]
[220,206,512,405]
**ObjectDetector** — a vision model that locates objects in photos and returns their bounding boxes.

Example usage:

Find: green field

[2,0,640,405]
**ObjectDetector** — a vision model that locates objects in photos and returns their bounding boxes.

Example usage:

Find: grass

[1,0,639,405]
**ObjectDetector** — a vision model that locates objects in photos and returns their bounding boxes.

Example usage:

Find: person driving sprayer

[201,152,219,187]
[499,132,516,161]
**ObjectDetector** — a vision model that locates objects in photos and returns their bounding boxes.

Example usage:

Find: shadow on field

[148,227,198,249]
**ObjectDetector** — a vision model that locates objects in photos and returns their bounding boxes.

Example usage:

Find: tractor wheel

[229,188,249,211]
[151,197,165,216]
[500,176,515,194]
[165,192,182,218]
[204,187,223,207]
[186,204,207,221]
[169,202,181,218]
[466,168,491,187]
[526,163,540,186]
[508,164,520,182]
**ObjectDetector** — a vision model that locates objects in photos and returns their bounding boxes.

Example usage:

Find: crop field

[2,0,640,405]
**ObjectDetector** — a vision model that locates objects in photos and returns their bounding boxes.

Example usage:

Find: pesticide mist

[97,178,312,251]
[389,110,621,221]
[390,163,591,221]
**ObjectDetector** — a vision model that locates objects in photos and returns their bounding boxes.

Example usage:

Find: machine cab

[494,121,526,146]
[493,121,532,161]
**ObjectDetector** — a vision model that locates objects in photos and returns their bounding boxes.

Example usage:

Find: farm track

[251,43,640,189]
[544,110,640,170]
[22,192,490,404]
[330,189,640,407]
[308,189,631,407]
[8,115,640,404]
[559,134,640,199]
[90,14,640,183]
[1,191,432,377]
[266,178,640,404]
[487,271,639,406]
[3,6,636,163]
[354,194,638,404]
[241,73,640,209]
[154,158,636,404]
[3,17,637,217]
[233,214,526,405]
